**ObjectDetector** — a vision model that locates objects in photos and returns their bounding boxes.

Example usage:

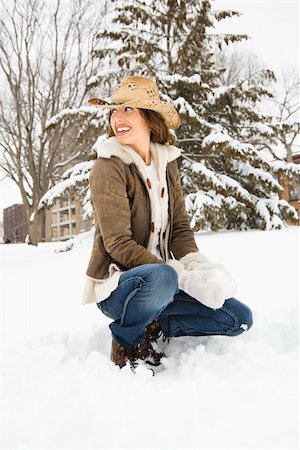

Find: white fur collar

[93,136,181,171]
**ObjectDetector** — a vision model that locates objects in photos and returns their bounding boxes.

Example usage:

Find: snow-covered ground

[0,228,299,450]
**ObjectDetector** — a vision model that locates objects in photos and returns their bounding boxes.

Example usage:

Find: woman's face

[110,106,150,148]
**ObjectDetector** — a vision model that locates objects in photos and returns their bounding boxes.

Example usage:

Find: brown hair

[106,109,176,145]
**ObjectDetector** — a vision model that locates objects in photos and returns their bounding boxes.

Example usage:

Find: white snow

[0,228,299,450]
[161,74,202,84]
[217,173,253,203]
[174,96,198,118]
[231,160,283,191]
[206,85,235,103]
[45,105,106,129]
[251,122,274,135]
[271,160,300,176]
[38,160,94,209]
[190,161,224,187]
[202,130,230,146]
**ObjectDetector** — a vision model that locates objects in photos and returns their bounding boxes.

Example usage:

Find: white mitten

[181,263,237,309]
[167,259,185,284]
[179,252,209,271]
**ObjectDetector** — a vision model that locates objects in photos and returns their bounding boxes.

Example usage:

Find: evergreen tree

[41,0,300,231]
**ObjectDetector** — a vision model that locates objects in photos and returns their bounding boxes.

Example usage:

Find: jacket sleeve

[89,157,163,269]
[170,162,199,259]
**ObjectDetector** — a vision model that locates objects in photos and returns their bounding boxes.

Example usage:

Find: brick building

[3,204,29,243]
[281,153,300,224]
[45,193,92,241]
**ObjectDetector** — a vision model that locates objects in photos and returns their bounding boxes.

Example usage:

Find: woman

[83,75,253,370]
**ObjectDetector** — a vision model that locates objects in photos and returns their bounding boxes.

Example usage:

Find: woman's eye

[111,109,117,114]
[125,107,133,112]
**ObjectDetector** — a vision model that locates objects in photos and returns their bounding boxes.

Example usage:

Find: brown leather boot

[142,319,166,366]
[111,320,165,369]
[145,318,163,343]
[111,339,142,369]
[142,343,165,366]
[137,339,154,359]
[110,339,129,368]
[130,339,165,367]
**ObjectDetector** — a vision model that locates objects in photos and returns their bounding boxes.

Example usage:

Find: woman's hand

[181,262,237,309]
[168,254,237,310]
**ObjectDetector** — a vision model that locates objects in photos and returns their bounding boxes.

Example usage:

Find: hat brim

[87,97,181,129]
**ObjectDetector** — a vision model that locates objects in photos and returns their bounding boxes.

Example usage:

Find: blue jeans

[97,264,253,347]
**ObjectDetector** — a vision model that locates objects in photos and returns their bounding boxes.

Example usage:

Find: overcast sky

[0,0,299,214]
[212,0,299,73]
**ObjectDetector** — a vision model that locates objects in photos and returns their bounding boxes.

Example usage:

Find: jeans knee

[235,302,253,332]
[146,264,178,291]
[225,298,253,335]
[162,264,178,286]
[141,264,178,312]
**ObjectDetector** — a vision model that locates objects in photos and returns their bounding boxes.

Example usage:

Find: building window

[51,193,75,241]
[289,188,298,201]
[52,212,57,224]
[49,193,92,242]
[59,199,69,209]
[60,212,69,223]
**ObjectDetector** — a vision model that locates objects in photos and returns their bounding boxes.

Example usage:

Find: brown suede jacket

[86,137,198,281]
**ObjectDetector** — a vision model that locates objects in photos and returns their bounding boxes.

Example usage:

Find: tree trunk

[27,209,43,246]
[286,143,293,163]
[0,0,100,246]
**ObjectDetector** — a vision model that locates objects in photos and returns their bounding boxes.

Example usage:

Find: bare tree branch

[0,0,103,244]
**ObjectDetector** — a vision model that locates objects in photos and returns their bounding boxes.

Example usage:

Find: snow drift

[0,228,299,450]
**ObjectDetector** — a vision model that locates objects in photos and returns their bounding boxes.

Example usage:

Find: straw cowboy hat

[87,75,181,129]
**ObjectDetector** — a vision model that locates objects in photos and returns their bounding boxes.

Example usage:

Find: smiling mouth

[116,126,131,136]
